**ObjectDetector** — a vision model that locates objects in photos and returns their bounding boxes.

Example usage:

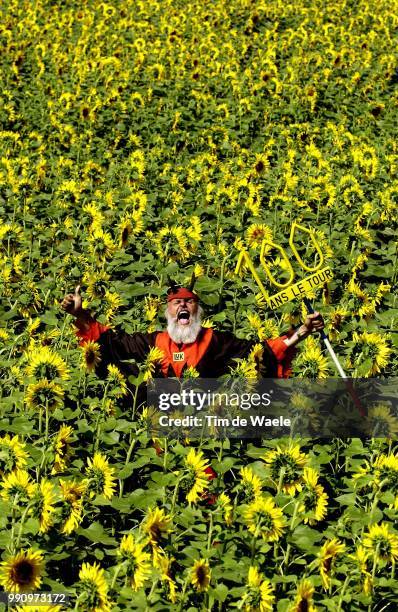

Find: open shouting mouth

[177,309,191,325]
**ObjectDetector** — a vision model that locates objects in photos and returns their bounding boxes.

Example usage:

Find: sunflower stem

[45,398,50,444]
[336,574,350,610]
[110,563,123,591]
[93,412,102,453]
[38,407,43,436]
[119,436,137,497]
[9,493,19,554]
[170,475,186,515]
[250,533,257,563]
[177,576,190,612]
[207,511,214,551]
[368,543,380,612]
[15,501,35,549]
[163,437,168,473]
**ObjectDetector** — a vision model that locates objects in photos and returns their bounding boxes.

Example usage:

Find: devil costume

[76,321,296,380]
[76,280,296,382]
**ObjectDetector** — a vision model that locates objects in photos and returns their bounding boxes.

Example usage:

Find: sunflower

[104,290,123,321]
[0,434,29,475]
[217,492,233,526]
[25,380,64,411]
[118,534,151,591]
[239,466,263,502]
[240,566,275,611]
[191,559,211,592]
[1,469,35,501]
[247,313,263,332]
[25,346,69,381]
[155,226,190,262]
[262,443,308,494]
[318,538,345,589]
[373,452,398,509]
[346,279,377,318]
[327,308,348,341]
[118,212,144,247]
[0,549,44,593]
[142,346,165,381]
[289,579,316,612]
[88,228,116,262]
[289,392,321,431]
[52,424,74,473]
[0,221,23,251]
[106,364,127,397]
[244,496,285,542]
[293,336,330,378]
[246,224,273,248]
[81,341,102,373]
[363,523,398,566]
[157,555,178,604]
[77,562,111,612]
[84,270,110,300]
[29,479,57,533]
[229,358,258,386]
[59,479,87,535]
[348,331,391,377]
[297,467,328,525]
[182,365,200,378]
[144,296,161,323]
[85,453,116,500]
[183,448,211,504]
[366,404,398,438]
[349,546,373,596]
[258,321,280,341]
[141,507,172,547]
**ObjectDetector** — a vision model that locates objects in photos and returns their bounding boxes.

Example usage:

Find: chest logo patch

[173,351,185,362]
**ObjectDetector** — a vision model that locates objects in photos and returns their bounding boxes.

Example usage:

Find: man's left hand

[283,311,325,348]
[302,311,325,335]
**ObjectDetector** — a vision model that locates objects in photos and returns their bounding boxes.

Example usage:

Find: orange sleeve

[75,320,110,346]
[266,335,297,378]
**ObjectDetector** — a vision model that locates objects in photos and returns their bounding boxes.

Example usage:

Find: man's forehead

[168,298,197,305]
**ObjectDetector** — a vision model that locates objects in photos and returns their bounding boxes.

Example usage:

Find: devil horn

[188,272,196,291]
[167,275,179,292]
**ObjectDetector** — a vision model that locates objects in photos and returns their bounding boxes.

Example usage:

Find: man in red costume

[61,282,324,381]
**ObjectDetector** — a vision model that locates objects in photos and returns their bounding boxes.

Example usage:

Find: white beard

[165,305,204,344]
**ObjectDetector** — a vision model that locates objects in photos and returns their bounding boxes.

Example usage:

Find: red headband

[167,287,199,302]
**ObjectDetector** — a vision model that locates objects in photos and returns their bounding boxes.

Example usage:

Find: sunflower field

[1,0,398,609]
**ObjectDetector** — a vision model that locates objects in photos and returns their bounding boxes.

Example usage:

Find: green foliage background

[0,0,397,609]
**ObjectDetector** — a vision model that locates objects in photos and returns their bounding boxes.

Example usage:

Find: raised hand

[303,311,325,334]
[60,284,83,317]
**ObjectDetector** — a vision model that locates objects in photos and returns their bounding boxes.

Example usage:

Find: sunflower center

[12,560,34,585]
[196,565,207,586]
[297,599,309,612]
[85,349,96,365]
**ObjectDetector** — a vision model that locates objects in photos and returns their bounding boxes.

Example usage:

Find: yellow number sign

[235,222,333,308]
